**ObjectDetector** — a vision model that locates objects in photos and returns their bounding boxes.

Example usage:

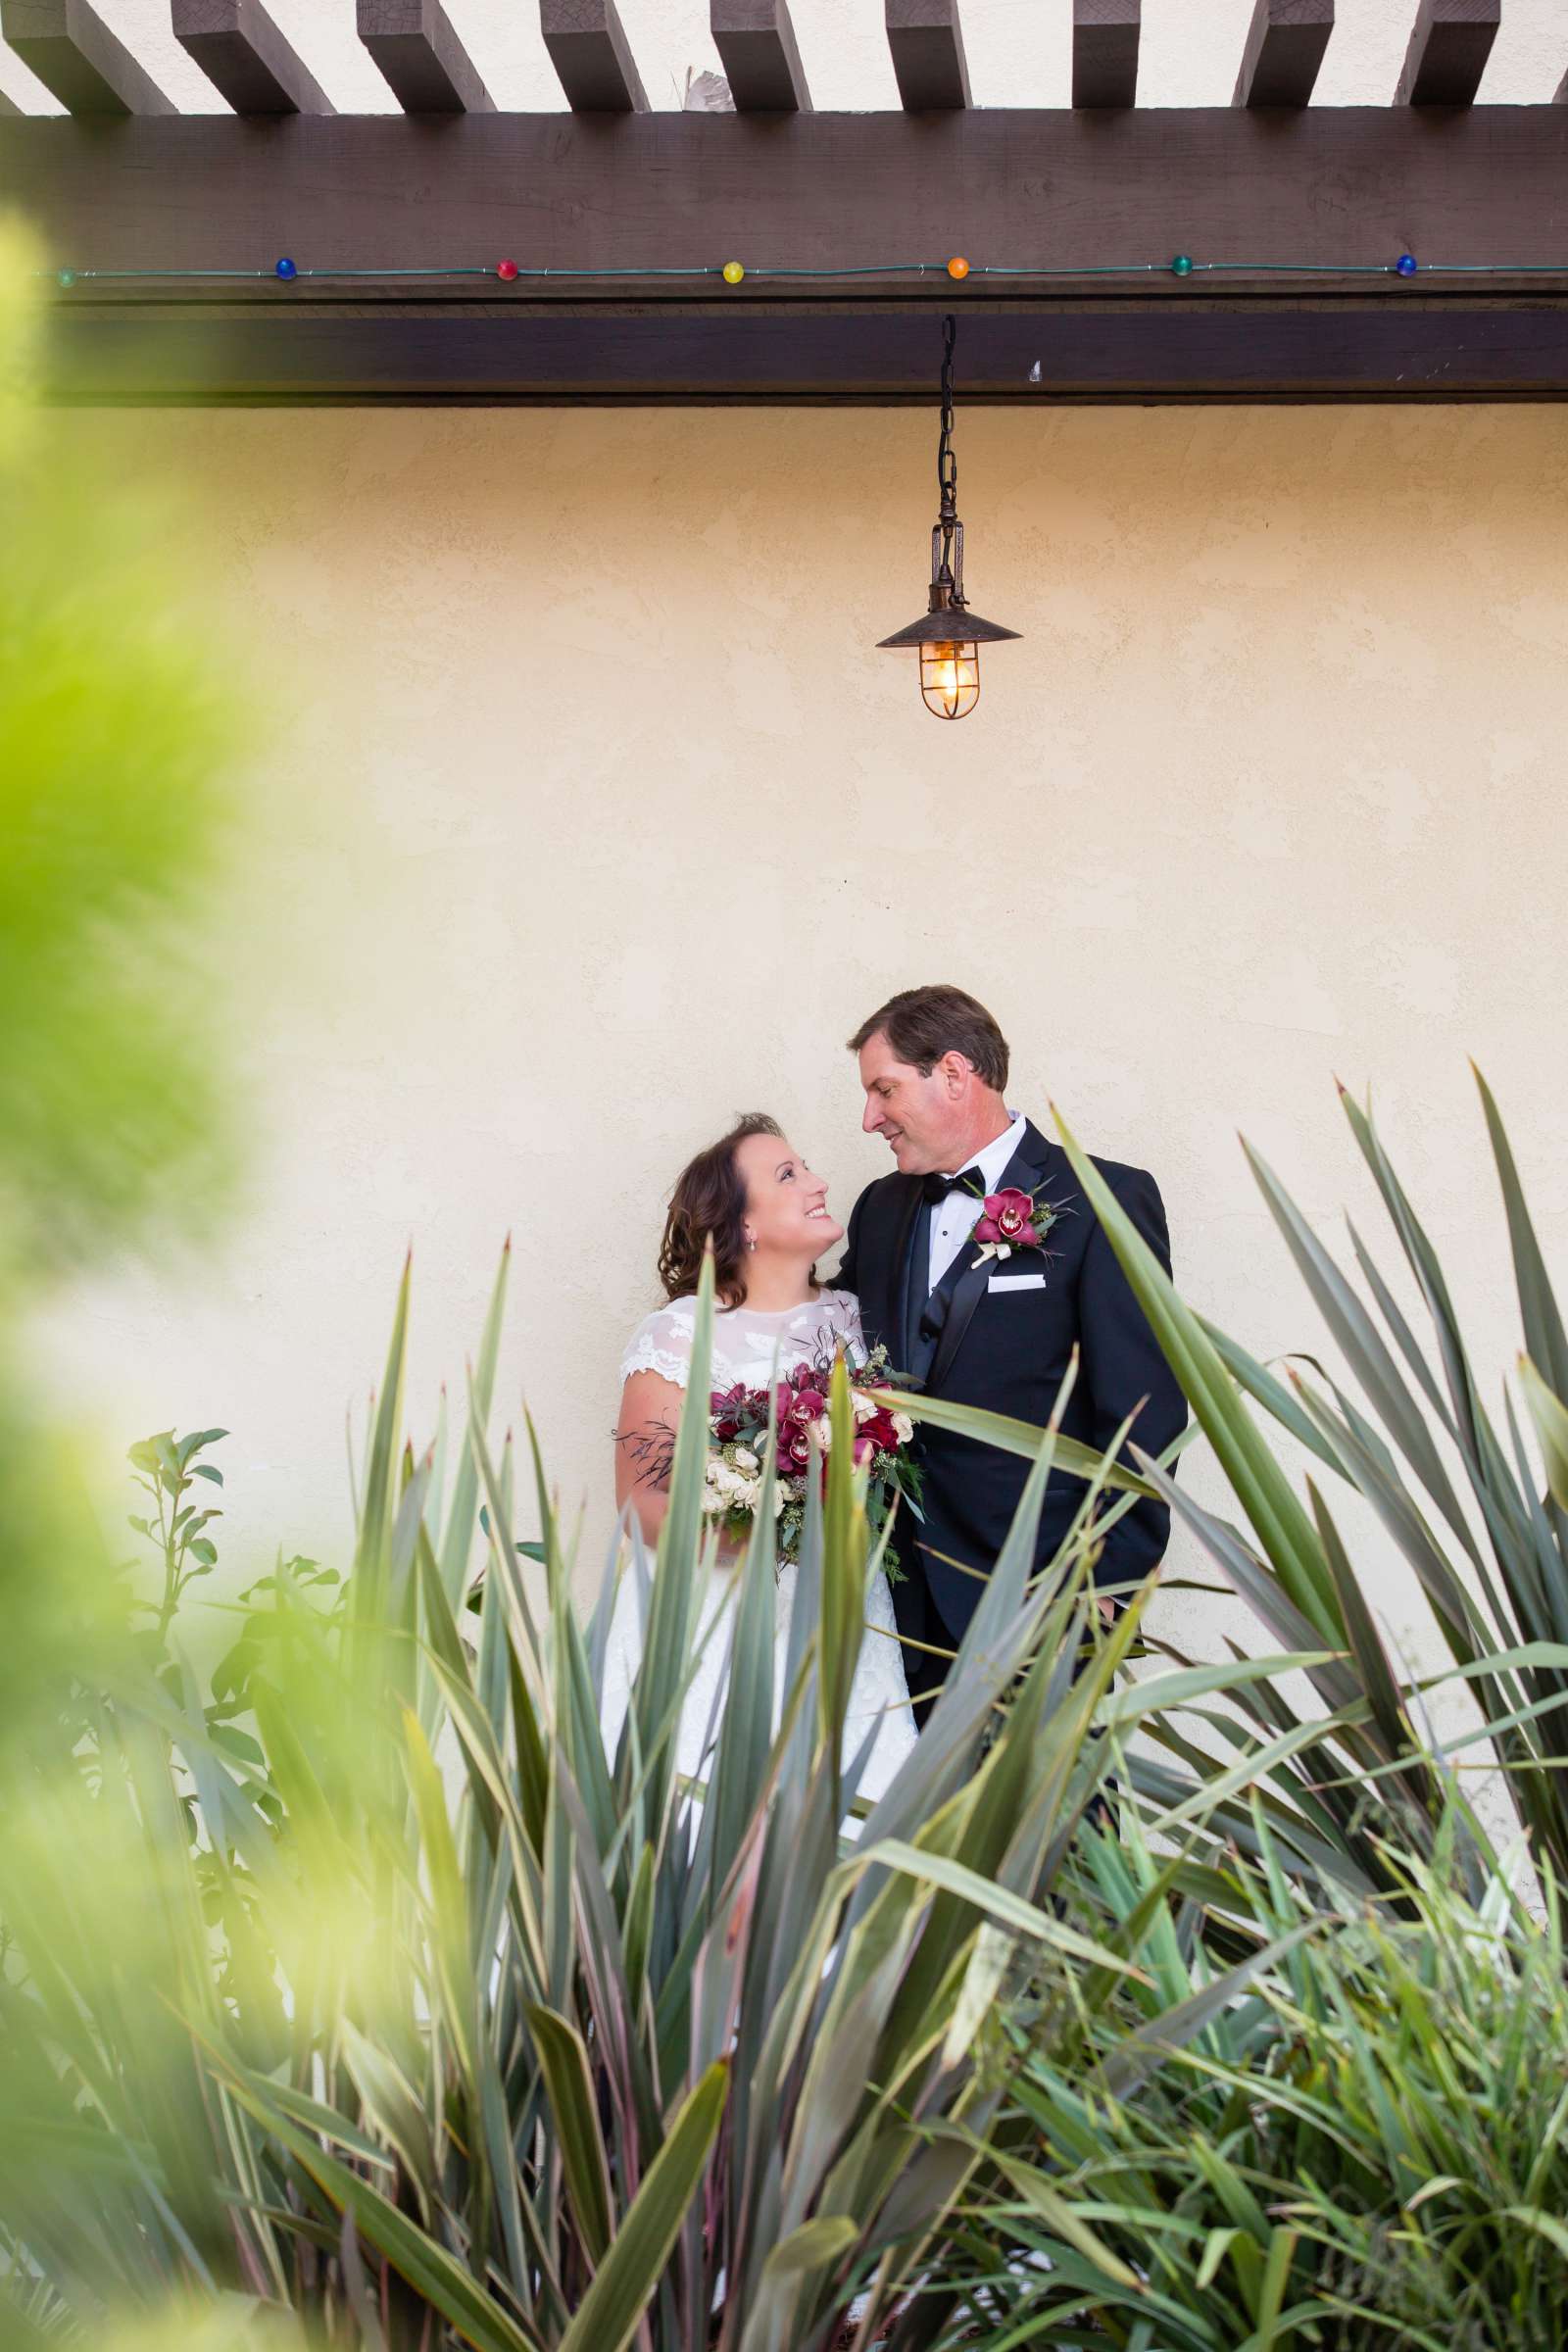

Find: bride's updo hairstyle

[660,1113,783,1310]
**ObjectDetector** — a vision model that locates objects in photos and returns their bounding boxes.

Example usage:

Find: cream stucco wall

[34,399,1568,1674]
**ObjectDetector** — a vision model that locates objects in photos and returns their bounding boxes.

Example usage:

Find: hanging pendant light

[877,312,1019,719]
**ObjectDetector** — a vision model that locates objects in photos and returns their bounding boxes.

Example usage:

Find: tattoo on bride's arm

[614,1416,677,1494]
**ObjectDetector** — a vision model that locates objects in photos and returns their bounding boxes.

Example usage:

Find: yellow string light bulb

[722,260,745,285]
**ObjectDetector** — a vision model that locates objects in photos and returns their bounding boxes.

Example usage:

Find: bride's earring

[747,1235,757,1252]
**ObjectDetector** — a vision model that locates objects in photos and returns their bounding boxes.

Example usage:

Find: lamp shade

[876,607,1022,652]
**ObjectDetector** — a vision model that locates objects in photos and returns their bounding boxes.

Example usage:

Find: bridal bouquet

[703,1345,921,1571]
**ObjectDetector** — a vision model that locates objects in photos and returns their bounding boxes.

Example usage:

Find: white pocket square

[988,1272,1047,1293]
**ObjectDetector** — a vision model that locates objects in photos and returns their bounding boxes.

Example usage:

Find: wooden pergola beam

[8,109,1563,272]
[173,0,334,115]
[885,0,969,111]
[0,0,173,114]
[7,109,1568,401]
[357,0,495,114]
[8,109,1560,271]
[540,0,648,113]
[1233,0,1333,109]
[1396,0,1498,107]
[710,0,809,113]
[1072,0,1139,110]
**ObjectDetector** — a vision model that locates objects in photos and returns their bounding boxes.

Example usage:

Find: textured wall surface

[33,399,1568,1678]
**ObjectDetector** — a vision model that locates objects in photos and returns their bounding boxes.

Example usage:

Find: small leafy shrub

[949,1811,1568,2351]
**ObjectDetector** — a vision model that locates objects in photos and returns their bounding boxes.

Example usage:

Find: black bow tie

[920,1168,979,1206]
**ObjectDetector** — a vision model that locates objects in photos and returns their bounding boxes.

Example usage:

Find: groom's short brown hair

[848,986,1009,1092]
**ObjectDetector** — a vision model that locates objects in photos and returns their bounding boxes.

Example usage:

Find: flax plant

[2,1241,1313,2351]
[191,1250,1168,2352]
[1040,1075,1568,1897]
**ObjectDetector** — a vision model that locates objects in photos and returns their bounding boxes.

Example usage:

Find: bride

[602,1112,918,1798]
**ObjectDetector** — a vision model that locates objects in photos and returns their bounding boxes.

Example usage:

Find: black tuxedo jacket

[836,1118,1185,1636]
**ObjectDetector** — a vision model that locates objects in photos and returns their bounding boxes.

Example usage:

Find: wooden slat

[357,0,495,113]
[35,303,1568,408]
[1072,0,1139,110]
[173,0,334,114]
[1395,0,1498,107]
[1233,0,1333,108]
[711,0,809,112]
[540,0,648,112]
[0,0,173,113]
[885,0,969,111]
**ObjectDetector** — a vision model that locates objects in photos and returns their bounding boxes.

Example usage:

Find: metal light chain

[937,310,957,517]
[933,312,967,607]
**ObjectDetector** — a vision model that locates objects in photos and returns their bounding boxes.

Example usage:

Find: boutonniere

[966,1182,1062,1270]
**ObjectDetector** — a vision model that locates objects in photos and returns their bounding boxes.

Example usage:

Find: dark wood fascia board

[34,300,1568,405]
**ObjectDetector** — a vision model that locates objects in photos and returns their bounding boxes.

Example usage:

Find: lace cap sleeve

[618,1298,696,1389]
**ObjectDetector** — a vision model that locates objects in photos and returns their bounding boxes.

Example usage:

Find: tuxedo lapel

[923,1253,989,1396]
[925,1120,1054,1395]
[887,1175,925,1364]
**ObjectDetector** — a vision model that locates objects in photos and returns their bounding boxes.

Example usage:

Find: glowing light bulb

[919,639,980,720]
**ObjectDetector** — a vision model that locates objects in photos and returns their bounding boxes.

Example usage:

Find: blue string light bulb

[1396,252,1418,277]
[274,256,298,281]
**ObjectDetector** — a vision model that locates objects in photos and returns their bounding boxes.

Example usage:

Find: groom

[835,984,1185,1712]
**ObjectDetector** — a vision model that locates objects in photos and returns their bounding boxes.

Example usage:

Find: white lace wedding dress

[601,1287,919,1801]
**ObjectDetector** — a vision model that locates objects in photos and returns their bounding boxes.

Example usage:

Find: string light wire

[39,254,1568,290]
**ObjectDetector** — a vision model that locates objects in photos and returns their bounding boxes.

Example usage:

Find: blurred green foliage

[0,222,302,2352]
[0,216,247,1768]
[0,217,242,1292]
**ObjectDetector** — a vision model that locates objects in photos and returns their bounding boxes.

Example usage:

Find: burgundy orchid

[972,1187,1042,1250]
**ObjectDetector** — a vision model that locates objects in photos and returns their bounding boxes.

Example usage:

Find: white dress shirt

[927,1111,1027,1291]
